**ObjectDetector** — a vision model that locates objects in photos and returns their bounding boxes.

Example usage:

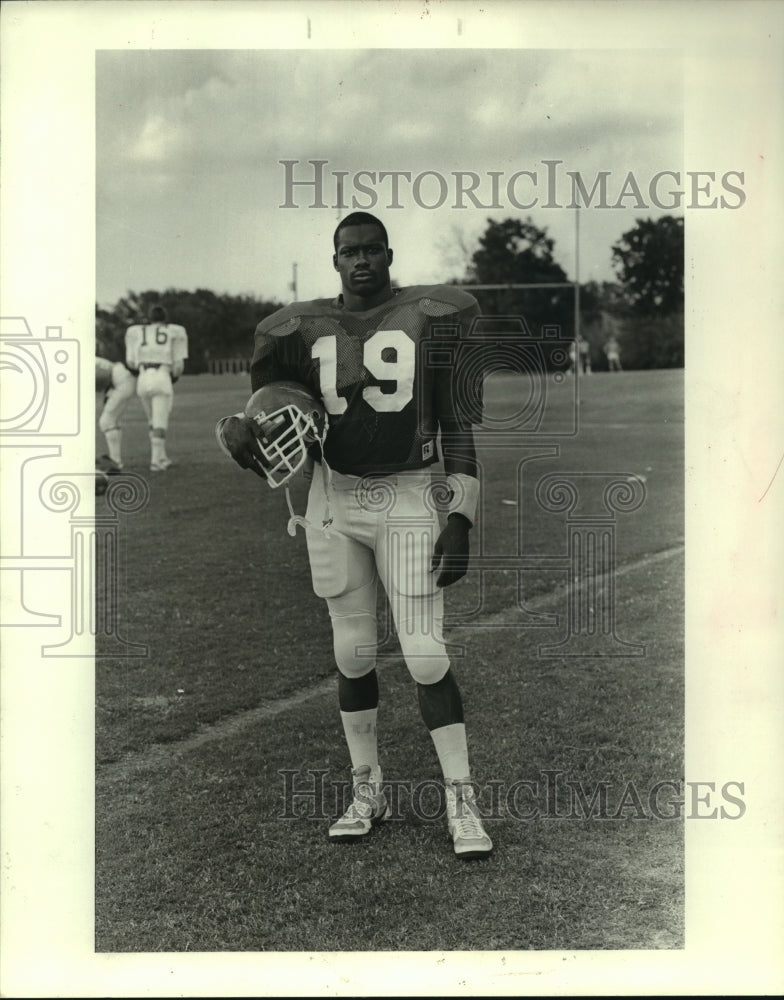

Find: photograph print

[93,42,688,956]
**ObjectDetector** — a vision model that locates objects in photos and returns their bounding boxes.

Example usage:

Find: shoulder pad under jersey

[255,299,334,339]
[397,284,480,316]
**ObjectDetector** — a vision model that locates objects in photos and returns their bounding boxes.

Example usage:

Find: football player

[218,213,492,860]
[579,334,592,374]
[96,354,137,469]
[125,305,189,471]
[604,334,623,372]
[568,334,591,376]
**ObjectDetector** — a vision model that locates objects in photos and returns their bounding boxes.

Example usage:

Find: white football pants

[98,363,136,432]
[136,366,174,429]
[304,468,450,686]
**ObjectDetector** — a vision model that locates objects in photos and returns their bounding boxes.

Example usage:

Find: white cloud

[128,112,185,163]
[96,48,683,305]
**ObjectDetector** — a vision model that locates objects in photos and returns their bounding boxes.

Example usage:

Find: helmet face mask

[252,403,319,486]
[244,382,326,488]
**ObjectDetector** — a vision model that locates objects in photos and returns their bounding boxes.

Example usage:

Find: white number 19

[312,330,415,415]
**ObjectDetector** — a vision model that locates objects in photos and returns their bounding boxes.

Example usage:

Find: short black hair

[333,212,389,250]
[150,305,168,322]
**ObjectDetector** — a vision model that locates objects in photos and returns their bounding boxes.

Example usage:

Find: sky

[96,47,683,307]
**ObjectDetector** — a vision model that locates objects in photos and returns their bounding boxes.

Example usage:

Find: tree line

[96,288,282,374]
[96,215,683,373]
[455,215,683,371]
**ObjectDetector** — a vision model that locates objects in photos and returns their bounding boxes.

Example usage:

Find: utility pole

[574,205,581,342]
[290,262,298,302]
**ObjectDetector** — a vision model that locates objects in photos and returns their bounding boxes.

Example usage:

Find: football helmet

[244,380,327,488]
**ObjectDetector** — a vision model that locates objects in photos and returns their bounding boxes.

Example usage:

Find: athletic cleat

[97,455,123,473]
[445,780,493,860]
[329,765,390,842]
[150,458,173,472]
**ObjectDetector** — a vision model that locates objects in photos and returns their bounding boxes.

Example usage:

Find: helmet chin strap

[285,420,333,538]
[284,487,309,537]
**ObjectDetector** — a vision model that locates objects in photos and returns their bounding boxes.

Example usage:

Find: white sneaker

[445,780,493,859]
[150,458,173,472]
[329,765,390,842]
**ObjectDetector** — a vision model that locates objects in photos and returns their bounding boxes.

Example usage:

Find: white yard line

[97,544,684,783]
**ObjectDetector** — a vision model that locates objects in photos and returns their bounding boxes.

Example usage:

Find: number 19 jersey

[250,284,480,477]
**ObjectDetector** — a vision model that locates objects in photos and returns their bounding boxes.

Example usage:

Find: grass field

[95,367,684,952]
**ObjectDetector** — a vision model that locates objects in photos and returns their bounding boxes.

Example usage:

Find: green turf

[95,368,684,951]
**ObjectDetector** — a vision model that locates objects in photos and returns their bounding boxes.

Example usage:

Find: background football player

[218,213,492,860]
[96,354,137,469]
[604,334,623,371]
[125,305,189,471]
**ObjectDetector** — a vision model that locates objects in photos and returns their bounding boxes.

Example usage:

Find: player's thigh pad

[135,368,156,402]
[99,374,136,431]
[325,580,379,679]
[112,363,135,393]
[304,516,375,600]
[136,370,173,429]
[305,475,379,677]
[374,475,449,683]
[375,475,439,599]
[137,368,172,397]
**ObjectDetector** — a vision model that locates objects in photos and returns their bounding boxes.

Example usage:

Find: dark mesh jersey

[250,285,480,476]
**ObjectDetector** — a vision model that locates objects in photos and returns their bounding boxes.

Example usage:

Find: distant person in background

[579,334,591,374]
[96,354,137,469]
[568,333,591,375]
[125,305,189,472]
[604,335,623,372]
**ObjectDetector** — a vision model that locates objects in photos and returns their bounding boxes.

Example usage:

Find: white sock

[340,708,379,772]
[151,434,167,464]
[104,428,122,465]
[429,722,470,785]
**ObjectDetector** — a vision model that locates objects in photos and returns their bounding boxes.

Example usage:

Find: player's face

[333,224,393,306]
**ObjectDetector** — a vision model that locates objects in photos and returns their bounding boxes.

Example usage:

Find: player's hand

[219,415,268,479]
[430,513,471,588]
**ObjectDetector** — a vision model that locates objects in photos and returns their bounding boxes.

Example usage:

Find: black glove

[220,415,268,479]
[430,513,471,588]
